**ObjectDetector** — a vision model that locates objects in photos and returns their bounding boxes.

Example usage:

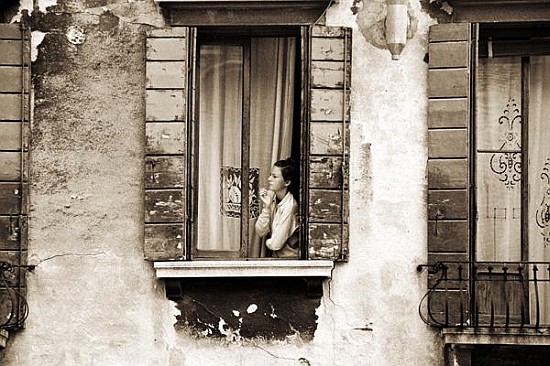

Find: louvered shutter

[427,23,472,324]
[307,25,351,261]
[0,23,30,327]
[144,28,192,260]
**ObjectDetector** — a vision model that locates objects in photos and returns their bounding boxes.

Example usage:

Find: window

[426,22,550,329]
[144,24,351,263]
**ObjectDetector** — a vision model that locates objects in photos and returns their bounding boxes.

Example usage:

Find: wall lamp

[385,0,409,60]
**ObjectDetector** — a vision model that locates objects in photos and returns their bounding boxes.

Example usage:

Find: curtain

[476,57,523,261]
[197,38,296,255]
[528,55,550,324]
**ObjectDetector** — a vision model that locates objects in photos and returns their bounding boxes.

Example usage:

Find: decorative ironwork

[419,261,550,329]
[0,261,33,330]
[536,160,550,248]
[490,98,522,188]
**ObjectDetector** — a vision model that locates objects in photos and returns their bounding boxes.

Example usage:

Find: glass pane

[476,57,522,261]
[527,55,550,324]
[248,37,297,257]
[197,44,243,252]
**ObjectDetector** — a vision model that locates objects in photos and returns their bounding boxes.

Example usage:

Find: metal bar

[187,27,197,260]
[240,39,251,259]
[533,265,540,328]
[301,25,311,259]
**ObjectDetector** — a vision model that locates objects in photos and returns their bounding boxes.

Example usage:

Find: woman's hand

[259,188,275,207]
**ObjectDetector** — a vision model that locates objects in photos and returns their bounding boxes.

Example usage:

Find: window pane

[197,44,243,252]
[476,57,522,261]
[249,37,297,257]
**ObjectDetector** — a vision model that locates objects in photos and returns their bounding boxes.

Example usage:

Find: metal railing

[419,261,550,329]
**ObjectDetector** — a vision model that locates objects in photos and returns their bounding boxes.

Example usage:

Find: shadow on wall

[0,0,20,23]
[173,278,322,342]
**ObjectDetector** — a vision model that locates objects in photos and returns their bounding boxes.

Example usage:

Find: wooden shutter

[144,28,192,260]
[0,23,30,327]
[307,25,351,261]
[427,23,472,323]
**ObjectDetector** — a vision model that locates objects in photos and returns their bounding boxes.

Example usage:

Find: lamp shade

[385,0,408,60]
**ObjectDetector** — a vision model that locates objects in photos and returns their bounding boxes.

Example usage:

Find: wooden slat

[0,152,28,181]
[0,216,27,250]
[310,89,349,121]
[428,129,468,158]
[0,183,26,214]
[0,251,25,288]
[309,189,346,222]
[309,122,349,155]
[0,66,28,92]
[428,69,469,98]
[428,190,468,220]
[146,62,186,89]
[145,90,186,121]
[311,37,346,61]
[144,190,185,223]
[429,42,470,68]
[311,61,350,89]
[429,23,470,42]
[309,156,346,189]
[428,160,468,189]
[0,24,22,40]
[427,290,469,325]
[145,156,185,189]
[0,122,26,150]
[427,220,469,252]
[308,223,347,259]
[0,40,23,65]
[428,99,469,128]
[146,37,187,61]
[0,94,27,121]
[145,122,186,155]
[144,224,185,260]
[428,253,469,289]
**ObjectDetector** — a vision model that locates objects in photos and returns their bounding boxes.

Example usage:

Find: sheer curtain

[197,38,296,256]
[528,55,550,324]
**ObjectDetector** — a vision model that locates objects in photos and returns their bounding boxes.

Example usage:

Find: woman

[255,158,299,258]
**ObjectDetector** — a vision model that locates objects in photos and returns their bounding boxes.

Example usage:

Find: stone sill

[442,328,550,346]
[153,260,334,279]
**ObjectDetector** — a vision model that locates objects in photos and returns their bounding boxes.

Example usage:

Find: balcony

[419,261,550,329]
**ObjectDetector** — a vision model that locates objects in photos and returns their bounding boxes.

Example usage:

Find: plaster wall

[0,0,443,364]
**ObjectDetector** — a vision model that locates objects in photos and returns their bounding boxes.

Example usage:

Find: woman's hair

[274,158,298,187]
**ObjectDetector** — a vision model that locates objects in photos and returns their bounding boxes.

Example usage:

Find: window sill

[442,328,550,346]
[153,260,334,278]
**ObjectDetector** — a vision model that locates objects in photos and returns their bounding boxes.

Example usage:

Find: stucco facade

[1,0,544,365]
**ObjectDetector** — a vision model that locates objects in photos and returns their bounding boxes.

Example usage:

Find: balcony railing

[419,261,550,329]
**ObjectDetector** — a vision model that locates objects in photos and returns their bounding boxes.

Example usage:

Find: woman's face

[268,166,289,194]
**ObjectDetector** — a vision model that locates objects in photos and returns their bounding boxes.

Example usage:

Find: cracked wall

[1,0,445,364]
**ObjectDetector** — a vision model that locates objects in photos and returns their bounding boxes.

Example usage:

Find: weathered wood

[144,190,185,223]
[0,40,23,65]
[311,26,347,38]
[147,37,187,61]
[428,190,469,220]
[0,122,28,150]
[146,62,186,89]
[310,89,350,121]
[427,290,469,326]
[0,250,25,287]
[145,156,185,189]
[311,37,347,61]
[309,122,349,155]
[311,61,350,89]
[308,223,348,259]
[428,129,468,158]
[0,66,29,92]
[144,224,185,260]
[0,183,26,214]
[427,220,469,253]
[309,156,347,189]
[429,23,470,42]
[429,42,470,68]
[427,253,470,289]
[428,99,469,128]
[145,90,186,121]
[0,24,22,40]
[309,189,347,222]
[428,69,469,98]
[428,159,468,189]
[0,216,27,250]
[0,152,28,181]
[0,94,28,121]
[145,122,186,155]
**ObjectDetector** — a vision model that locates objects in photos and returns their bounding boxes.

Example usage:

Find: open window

[144,22,351,267]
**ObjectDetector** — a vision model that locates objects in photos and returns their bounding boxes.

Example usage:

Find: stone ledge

[442,328,550,346]
[153,260,334,278]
